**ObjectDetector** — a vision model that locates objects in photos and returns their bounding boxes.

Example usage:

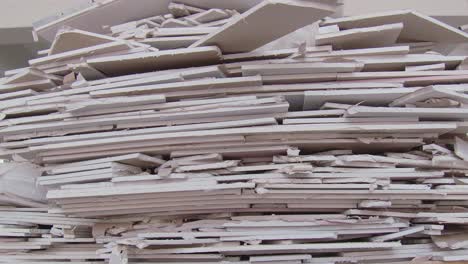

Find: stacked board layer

[2,1,468,263]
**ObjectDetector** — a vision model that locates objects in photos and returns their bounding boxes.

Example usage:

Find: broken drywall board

[66,66,224,96]
[254,22,320,52]
[35,136,245,161]
[2,114,276,143]
[49,29,120,55]
[190,0,336,53]
[86,46,222,76]
[11,118,276,151]
[316,23,403,49]
[0,102,285,136]
[0,89,37,101]
[340,54,464,72]
[110,20,138,35]
[306,46,410,59]
[140,36,202,49]
[227,53,465,73]
[284,117,417,125]
[0,115,273,149]
[66,94,167,113]
[264,82,403,92]
[370,226,425,242]
[189,8,231,24]
[152,27,218,37]
[22,123,454,154]
[342,104,468,121]
[259,73,334,84]
[318,24,340,35]
[389,85,468,107]
[401,74,468,87]
[40,144,287,163]
[321,10,468,43]
[406,63,446,71]
[60,66,224,97]
[0,162,46,204]
[454,137,468,161]
[223,45,332,62]
[69,63,107,80]
[399,42,435,54]
[89,76,262,97]
[196,17,233,28]
[303,88,418,110]
[78,96,275,117]
[34,0,262,42]
[76,67,193,87]
[29,42,132,67]
[45,161,140,176]
[161,18,192,28]
[47,153,164,169]
[3,67,32,77]
[168,2,205,17]
[0,80,56,94]
[0,68,62,85]
[241,62,363,76]
[432,233,468,250]
[336,70,468,82]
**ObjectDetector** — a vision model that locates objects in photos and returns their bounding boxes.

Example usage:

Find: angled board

[191,0,336,53]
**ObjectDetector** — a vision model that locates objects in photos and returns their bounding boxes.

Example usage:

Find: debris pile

[1,0,468,263]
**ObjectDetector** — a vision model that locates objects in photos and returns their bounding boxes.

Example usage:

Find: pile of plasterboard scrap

[0,208,104,263]
[0,163,104,263]
[3,0,468,263]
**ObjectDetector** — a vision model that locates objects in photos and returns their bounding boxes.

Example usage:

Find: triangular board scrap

[48,28,123,55]
[191,0,336,53]
[1,68,61,85]
[321,10,468,43]
[0,69,62,93]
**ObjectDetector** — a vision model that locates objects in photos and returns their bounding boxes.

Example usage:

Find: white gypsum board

[140,36,202,49]
[316,23,403,49]
[305,46,410,59]
[303,87,419,110]
[27,123,454,152]
[1,117,277,149]
[241,62,363,76]
[191,0,336,53]
[321,10,468,43]
[87,46,222,76]
[0,68,62,85]
[89,76,262,97]
[223,45,333,62]
[389,85,468,107]
[406,63,446,72]
[343,104,468,120]
[0,89,37,101]
[0,103,288,135]
[48,28,123,55]
[29,42,132,67]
